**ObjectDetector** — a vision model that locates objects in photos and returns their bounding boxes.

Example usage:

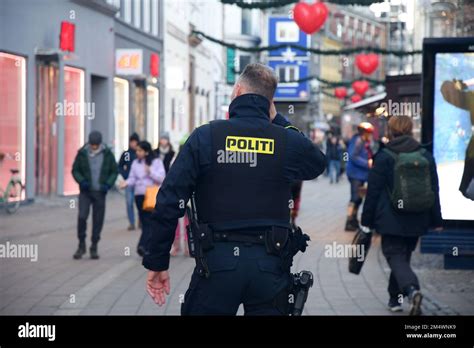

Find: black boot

[345,216,359,231]
[90,243,100,260]
[73,241,86,260]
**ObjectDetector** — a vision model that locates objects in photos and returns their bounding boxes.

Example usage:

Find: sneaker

[127,224,135,231]
[387,297,403,312]
[73,242,86,260]
[408,288,423,316]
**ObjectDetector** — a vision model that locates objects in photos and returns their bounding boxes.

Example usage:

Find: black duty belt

[212,230,266,245]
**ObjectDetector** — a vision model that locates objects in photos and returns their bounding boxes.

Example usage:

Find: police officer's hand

[146,271,170,306]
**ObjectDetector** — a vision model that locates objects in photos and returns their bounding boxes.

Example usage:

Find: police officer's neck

[229,93,270,120]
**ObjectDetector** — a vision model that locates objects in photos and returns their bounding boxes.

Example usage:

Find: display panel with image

[433,52,474,220]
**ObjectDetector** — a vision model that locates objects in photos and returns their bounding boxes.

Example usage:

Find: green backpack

[384,148,435,213]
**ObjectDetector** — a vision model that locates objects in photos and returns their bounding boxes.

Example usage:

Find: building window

[336,22,343,38]
[113,77,129,161]
[151,0,159,36]
[276,65,299,83]
[0,52,26,198]
[147,86,159,147]
[63,66,85,195]
[133,0,141,28]
[143,0,151,32]
[239,55,251,72]
[276,21,299,43]
[242,9,252,35]
[123,0,132,23]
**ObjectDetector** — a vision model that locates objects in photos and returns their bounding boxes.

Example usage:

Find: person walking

[72,131,118,260]
[121,141,165,257]
[361,116,443,315]
[327,134,343,184]
[154,133,175,174]
[118,133,140,231]
[345,122,374,231]
[143,63,326,315]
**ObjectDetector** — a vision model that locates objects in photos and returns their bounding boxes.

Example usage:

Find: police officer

[143,63,326,315]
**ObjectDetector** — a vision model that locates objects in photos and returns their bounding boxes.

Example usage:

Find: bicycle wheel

[5,180,23,214]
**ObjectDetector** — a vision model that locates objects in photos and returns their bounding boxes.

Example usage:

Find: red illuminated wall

[0,53,24,191]
[63,67,84,195]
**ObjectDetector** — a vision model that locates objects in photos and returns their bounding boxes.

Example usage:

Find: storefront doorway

[133,80,146,139]
[147,85,159,148]
[35,60,59,196]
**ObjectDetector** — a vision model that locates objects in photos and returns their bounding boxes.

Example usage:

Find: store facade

[0,0,164,200]
[0,0,117,199]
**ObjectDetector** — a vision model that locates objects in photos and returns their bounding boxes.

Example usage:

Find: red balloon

[293,2,329,35]
[352,80,369,96]
[355,53,379,75]
[351,94,362,103]
[334,87,347,99]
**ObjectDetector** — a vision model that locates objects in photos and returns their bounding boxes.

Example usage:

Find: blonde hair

[388,116,413,138]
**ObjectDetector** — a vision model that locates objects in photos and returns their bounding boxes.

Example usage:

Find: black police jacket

[143,93,326,272]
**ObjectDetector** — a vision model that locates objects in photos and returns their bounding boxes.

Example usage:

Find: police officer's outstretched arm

[272,112,326,181]
[142,128,204,306]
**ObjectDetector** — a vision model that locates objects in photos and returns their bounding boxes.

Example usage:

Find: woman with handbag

[120,141,165,256]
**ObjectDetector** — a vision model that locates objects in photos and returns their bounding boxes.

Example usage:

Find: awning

[343,92,387,110]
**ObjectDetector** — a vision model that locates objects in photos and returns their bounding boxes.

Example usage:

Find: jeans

[125,186,135,226]
[328,160,341,183]
[77,191,106,244]
[349,178,365,208]
[381,235,420,298]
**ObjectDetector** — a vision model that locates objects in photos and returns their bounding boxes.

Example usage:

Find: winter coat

[72,144,118,191]
[346,134,371,181]
[361,135,443,237]
[126,158,166,196]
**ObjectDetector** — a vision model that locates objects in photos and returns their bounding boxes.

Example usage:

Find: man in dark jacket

[118,133,140,230]
[361,116,443,316]
[72,131,118,260]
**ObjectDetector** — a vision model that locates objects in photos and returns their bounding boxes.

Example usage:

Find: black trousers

[381,234,420,298]
[77,191,106,244]
[134,195,153,251]
[181,241,291,316]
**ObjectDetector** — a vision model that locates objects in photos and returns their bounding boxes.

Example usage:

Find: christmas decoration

[293,1,328,35]
[351,94,362,103]
[355,53,379,74]
[352,80,369,96]
[334,87,347,99]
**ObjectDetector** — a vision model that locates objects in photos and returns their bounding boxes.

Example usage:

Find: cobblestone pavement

[1,178,473,315]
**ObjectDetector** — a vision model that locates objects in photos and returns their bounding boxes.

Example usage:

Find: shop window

[0,52,26,198]
[63,66,85,195]
[114,78,129,160]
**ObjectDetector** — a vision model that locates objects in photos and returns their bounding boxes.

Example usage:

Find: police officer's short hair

[238,63,278,101]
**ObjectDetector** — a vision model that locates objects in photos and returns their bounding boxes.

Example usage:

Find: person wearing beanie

[118,133,140,230]
[72,130,118,260]
[153,132,175,174]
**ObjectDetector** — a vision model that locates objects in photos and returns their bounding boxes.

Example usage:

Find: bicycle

[0,154,24,214]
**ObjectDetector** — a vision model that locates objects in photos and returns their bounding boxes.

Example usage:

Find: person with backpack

[361,116,443,316]
[345,122,374,231]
